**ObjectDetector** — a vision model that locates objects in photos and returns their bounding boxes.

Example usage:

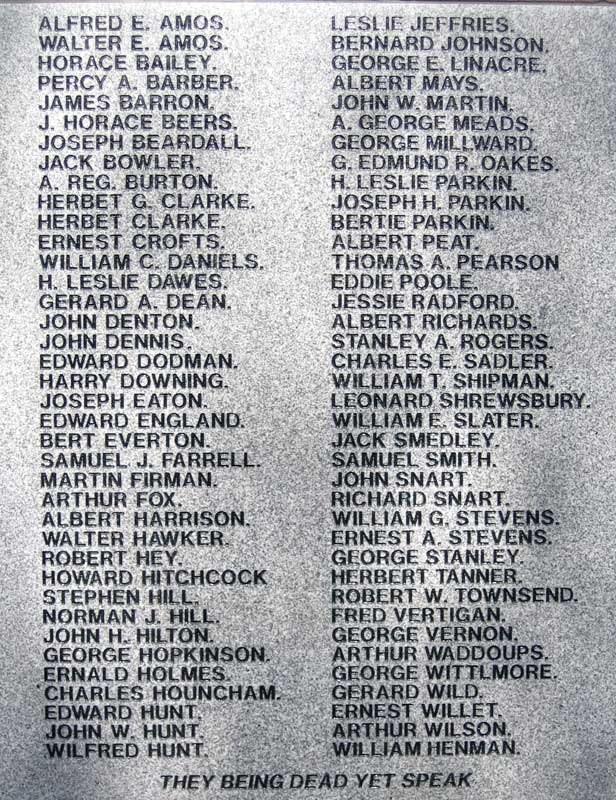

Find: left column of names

[37,9,277,764]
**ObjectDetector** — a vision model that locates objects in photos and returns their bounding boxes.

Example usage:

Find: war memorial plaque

[0,2,615,798]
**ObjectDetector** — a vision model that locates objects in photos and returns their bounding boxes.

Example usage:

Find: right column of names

[328,11,581,763]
